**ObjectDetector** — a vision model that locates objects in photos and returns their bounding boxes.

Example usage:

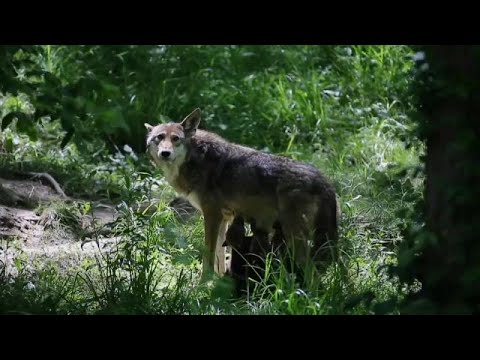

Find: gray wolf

[145,108,339,281]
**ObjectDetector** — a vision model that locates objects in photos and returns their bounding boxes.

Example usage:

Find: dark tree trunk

[412,45,480,314]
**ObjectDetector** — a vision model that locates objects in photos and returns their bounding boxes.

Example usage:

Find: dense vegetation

[0,45,427,314]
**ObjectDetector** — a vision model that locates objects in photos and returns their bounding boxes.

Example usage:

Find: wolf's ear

[180,108,201,137]
[144,123,153,132]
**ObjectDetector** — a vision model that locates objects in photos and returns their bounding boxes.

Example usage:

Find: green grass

[0,45,422,314]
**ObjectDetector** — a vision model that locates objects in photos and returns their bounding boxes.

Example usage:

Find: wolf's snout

[161,151,171,159]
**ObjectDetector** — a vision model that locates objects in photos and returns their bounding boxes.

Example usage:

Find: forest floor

[0,175,120,277]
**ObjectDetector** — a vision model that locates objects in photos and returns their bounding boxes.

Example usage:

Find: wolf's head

[144,108,201,167]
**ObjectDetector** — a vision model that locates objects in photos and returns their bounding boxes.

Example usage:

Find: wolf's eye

[156,134,165,142]
[171,135,180,142]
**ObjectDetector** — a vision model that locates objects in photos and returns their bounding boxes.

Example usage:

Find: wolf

[145,108,339,281]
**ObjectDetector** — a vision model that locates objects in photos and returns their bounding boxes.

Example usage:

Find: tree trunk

[413,45,480,314]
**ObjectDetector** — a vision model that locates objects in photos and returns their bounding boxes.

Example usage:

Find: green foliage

[391,46,480,314]
[1,45,414,154]
[0,45,423,314]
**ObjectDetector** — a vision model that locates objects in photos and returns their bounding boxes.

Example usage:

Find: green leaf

[60,112,75,132]
[44,72,61,87]
[25,69,46,78]
[1,111,27,130]
[61,129,75,149]
[172,254,192,265]
[4,136,13,153]
[124,174,131,190]
[24,126,38,141]
[14,114,37,140]
[99,109,129,133]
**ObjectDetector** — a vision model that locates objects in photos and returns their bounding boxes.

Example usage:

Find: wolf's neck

[160,157,194,197]
[160,162,180,186]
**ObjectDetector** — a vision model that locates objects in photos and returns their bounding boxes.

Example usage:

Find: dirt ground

[0,174,220,289]
[0,176,120,276]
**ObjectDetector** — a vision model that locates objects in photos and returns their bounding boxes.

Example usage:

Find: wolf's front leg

[215,219,229,274]
[200,209,224,282]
